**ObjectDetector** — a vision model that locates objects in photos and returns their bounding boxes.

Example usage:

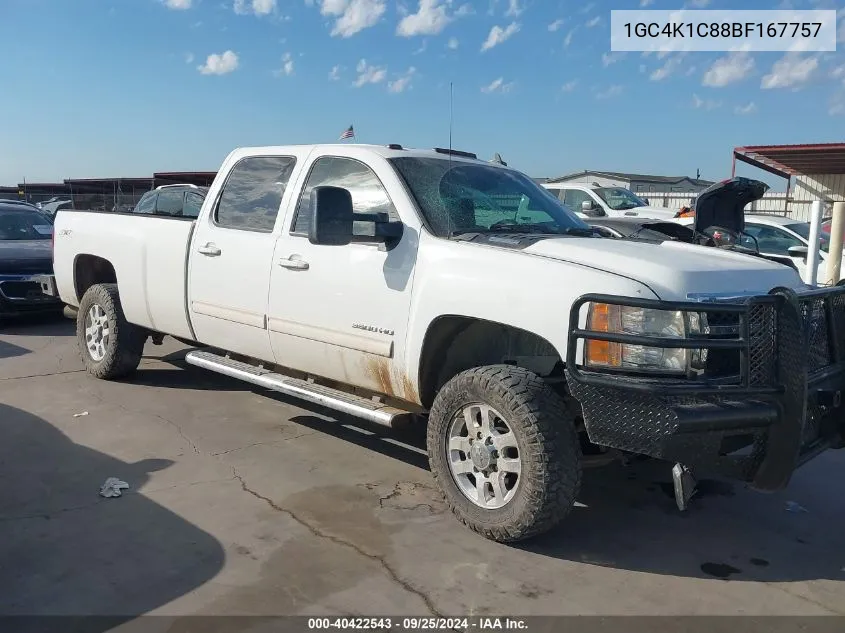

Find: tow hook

[672,463,697,512]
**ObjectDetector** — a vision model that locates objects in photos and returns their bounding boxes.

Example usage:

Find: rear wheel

[427,365,582,542]
[77,283,145,379]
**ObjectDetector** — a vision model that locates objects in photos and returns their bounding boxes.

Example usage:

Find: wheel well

[74,255,117,302]
[418,316,563,409]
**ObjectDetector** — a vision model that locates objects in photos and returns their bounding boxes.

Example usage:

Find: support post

[825,202,845,285]
[806,200,823,287]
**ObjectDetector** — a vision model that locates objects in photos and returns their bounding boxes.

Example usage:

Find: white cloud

[447,37,459,49]
[833,64,845,84]
[397,0,452,36]
[761,53,819,89]
[640,0,654,6]
[234,0,276,15]
[596,85,623,99]
[830,91,845,116]
[353,59,387,87]
[650,53,686,81]
[481,77,514,93]
[702,52,755,87]
[329,65,342,80]
[561,80,578,92]
[388,67,416,93]
[184,52,195,64]
[548,19,565,32]
[580,2,595,13]
[735,101,758,115]
[163,0,191,9]
[455,3,474,16]
[481,22,520,51]
[563,29,575,47]
[692,93,722,110]
[198,50,239,75]
[274,52,294,77]
[602,52,626,67]
[313,0,386,37]
[505,0,523,17]
[685,0,711,7]
[585,15,601,28]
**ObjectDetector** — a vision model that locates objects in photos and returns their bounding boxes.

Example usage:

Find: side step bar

[185,350,413,428]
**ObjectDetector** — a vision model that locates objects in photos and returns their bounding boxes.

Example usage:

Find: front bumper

[0,274,62,316]
[565,284,845,492]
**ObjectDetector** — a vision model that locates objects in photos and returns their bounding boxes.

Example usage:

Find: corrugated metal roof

[734,143,845,177]
[548,170,714,187]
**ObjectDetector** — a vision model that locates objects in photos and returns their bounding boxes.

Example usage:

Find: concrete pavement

[1,316,844,620]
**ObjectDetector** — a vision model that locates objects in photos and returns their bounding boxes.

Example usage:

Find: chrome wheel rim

[84,304,110,362]
[446,403,522,509]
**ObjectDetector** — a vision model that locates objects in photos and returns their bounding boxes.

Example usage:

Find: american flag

[339,125,355,140]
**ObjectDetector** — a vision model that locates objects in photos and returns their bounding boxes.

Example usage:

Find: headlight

[584,303,705,373]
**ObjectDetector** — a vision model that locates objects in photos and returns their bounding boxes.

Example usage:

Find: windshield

[389,157,589,237]
[594,188,648,211]
[787,222,830,253]
[0,209,54,240]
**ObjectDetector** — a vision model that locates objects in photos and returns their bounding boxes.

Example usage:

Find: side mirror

[309,186,354,246]
[581,200,605,218]
[641,197,650,205]
[581,200,594,212]
[788,245,809,260]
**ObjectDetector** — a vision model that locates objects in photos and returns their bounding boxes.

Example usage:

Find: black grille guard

[564,282,845,491]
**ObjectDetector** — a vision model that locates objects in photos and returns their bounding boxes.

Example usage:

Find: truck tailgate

[53,211,196,340]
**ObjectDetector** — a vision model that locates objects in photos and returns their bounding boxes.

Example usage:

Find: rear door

[187,153,302,360]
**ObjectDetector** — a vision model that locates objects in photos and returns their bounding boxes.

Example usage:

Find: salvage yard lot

[2,317,845,618]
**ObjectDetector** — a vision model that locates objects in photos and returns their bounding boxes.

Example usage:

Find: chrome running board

[185,350,412,428]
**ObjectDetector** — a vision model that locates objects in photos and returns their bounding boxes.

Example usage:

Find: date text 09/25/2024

[307,617,529,631]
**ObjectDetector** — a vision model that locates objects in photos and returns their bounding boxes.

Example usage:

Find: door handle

[278,256,309,270]
[197,243,221,256]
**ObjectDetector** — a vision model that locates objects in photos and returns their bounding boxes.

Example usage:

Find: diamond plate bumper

[565,284,845,492]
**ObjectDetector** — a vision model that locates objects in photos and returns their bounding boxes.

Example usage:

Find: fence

[643,191,823,222]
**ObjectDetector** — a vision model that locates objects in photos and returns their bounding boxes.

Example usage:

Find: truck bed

[53,211,196,340]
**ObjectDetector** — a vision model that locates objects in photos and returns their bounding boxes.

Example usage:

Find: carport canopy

[733,143,845,179]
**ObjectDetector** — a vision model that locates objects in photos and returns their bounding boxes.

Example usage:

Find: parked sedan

[0,201,64,320]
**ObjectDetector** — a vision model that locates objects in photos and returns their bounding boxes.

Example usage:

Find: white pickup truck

[40,144,845,542]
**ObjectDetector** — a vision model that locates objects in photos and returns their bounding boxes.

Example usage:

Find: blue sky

[1,0,843,189]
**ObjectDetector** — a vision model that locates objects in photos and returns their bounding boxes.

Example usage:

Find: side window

[184,192,204,218]
[134,192,156,214]
[744,225,802,255]
[563,189,594,211]
[291,157,398,236]
[156,190,184,216]
[215,156,297,232]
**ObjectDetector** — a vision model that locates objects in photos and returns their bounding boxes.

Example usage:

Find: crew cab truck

[40,144,845,543]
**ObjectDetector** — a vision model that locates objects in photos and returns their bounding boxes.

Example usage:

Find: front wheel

[77,283,145,379]
[427,365,582,543]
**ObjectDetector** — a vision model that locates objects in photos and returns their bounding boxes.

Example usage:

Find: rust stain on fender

[363,358,421,405]
[365,358,395,397]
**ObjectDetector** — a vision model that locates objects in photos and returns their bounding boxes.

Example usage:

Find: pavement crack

[231,467,443,617]
[0,369,86,381]
[210,432,317,457]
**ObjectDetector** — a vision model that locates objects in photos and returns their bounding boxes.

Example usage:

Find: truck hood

[523,236,805,300]
[0,240,53,274]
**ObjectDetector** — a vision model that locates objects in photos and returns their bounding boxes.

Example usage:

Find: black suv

[133,184,208,218]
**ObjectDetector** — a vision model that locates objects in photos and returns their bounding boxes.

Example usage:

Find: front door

[187,154,299,361]
[267,154,419,401]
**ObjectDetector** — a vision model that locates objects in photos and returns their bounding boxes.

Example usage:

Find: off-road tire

[427,365,582,543]
[77,283,145,379]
